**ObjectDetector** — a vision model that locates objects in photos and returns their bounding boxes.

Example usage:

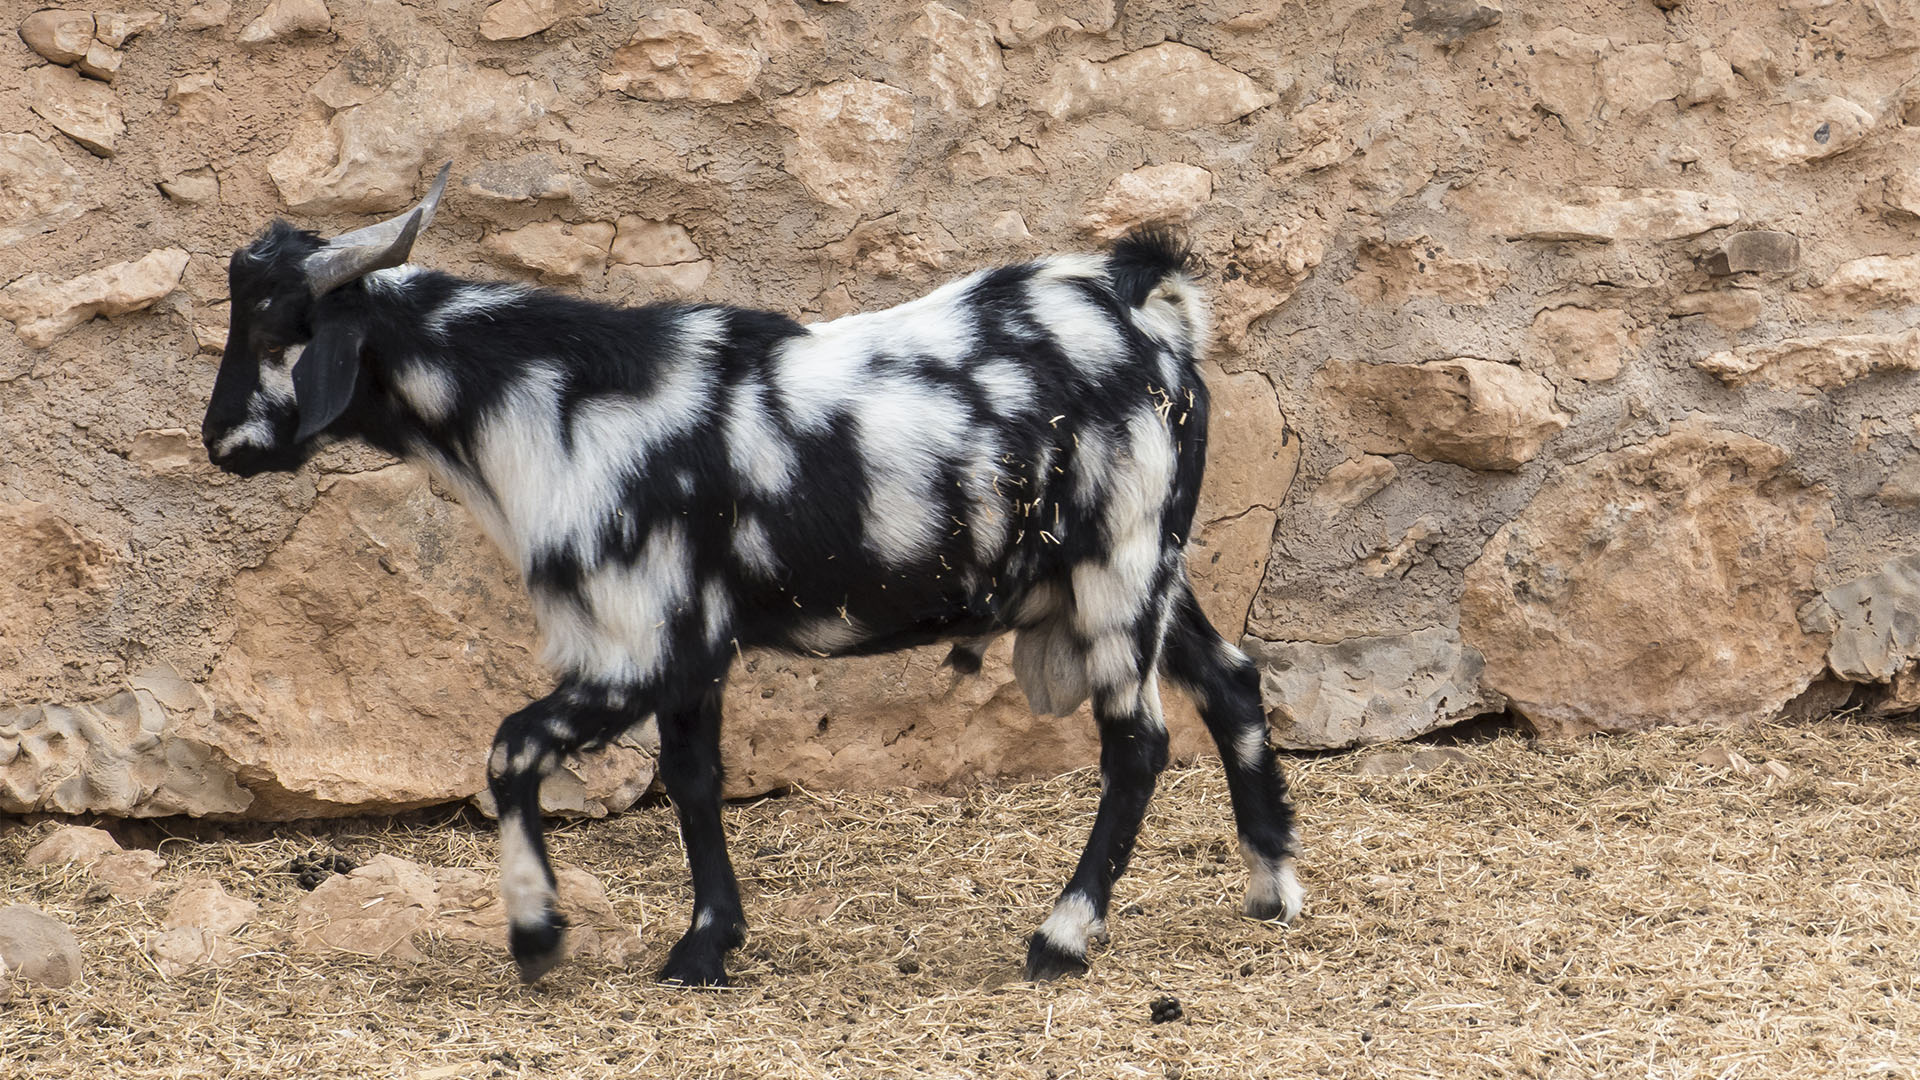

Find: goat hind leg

[656,686,745,988]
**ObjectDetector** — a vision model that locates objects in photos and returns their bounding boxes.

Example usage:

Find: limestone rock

[1798,555,1920,683]
[1212,217,1328,347]
[1811,254,1920,309]
[1082,163,1213,240]
[146,927,243,977]
[1242,628,1503,749]
[166,71,224,128]
[611,216,701,267]
[1455,182,1741,242]
[1186,509,1275,638]
[167,880,259,937]
[268,9,549,214]
[20,10,95,64]
[91,849,164,899]
[603,9,761,103]
[1883,167,1920,219]
[431,863,640,965]
[0,906,82,988]
[1697,329,1920,392]
[1732,96,1875,167]
[76,41,123,82]
[1194,362,1297,527]
[461,155,577,204]
[237,0,331,45]
[822,213,956,279]
[1405,0,1501,40]
[93,11,164,47]
[1321,358,1569,470]
[160,166,220,206]
[612,260,713,297]
[479,0,601,41]
[770,80,916,211]
[194,467,551,818]
[0,247,187,348]
[1311,456,1397,513]
[180,0,230,31]
[1527,306,1633,384]
[1461,424,1831,736]
[1346,236,1508,305]
[25,825,122,868]
[1669,290,1763,331]
[1705,231,1801,275]
[29,65,124,157]
[0,133,90,246]
[1037,43,1276,130]
[913,3,1002,111]
[482,220,615,282]
[291,854,437,960]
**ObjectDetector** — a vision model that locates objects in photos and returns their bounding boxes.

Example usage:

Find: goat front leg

[488,682,635,984]
[656,685,746,987]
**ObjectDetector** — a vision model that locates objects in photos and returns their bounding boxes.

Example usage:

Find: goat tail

[1108,226,1210,356]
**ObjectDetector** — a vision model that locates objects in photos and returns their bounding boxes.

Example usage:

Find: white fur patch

[732,515,780,578]
[540,521,694,682]
[972,359,1036,416]
[790,615,864,654]
[364,264,426,294]
[772,273,984,432]
[427,283,529,340]
[1027,264,1126,374]
[853,375,969,566]
[1242,847,1304,924]
[702,579,733,649]
[394,361,458,422]
[212,415,274,457]
[1037,891,1103,956]
[723,380,797,497]
[500,814,555,928]
[1235,721,1270,767]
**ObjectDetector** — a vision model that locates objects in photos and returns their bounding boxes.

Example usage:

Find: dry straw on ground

[4,718,1918,1079]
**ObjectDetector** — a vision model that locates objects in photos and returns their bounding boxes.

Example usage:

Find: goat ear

[291,319,367,443]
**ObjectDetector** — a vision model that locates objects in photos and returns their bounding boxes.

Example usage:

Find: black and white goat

[201,165,1302,986]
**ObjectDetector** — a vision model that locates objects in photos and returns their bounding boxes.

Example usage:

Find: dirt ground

[4,718,1919,1079]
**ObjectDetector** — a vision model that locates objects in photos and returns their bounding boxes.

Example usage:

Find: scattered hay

[3,718,1919,1079]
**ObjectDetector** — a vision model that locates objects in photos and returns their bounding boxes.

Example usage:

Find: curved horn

[303,161,451,296]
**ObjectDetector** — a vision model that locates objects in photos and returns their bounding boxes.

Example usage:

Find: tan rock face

[1082,163,1213,239]
[29,64,124,156]
[0,133,90,248]
[1346,236,1508,305]
[0,247,188,348]
[1461,425,1832,735]
[914,3,1001,111]
[1037,43,1276,130]
[1698,330,1920,392]
[1321,358,1569,471]
[237,0,331,45]
[1245,628,1504,749]
[1528,306,1634,384]
[483,220,616,282]
[603,9,761,103]
[0,906,83,988]
[1732,96,1876,167]
[21,10,96,65]
[1810,255,1920,309]
[1454,182,1742,242]
[771,80,916,211]
[480,0,602,42]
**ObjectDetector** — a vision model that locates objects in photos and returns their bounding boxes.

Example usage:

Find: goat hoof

[658,950,730,989]
[509,914,568,984]
[1024,935,1089,982]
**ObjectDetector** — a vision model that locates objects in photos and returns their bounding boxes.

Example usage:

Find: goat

[201,164,1302,986]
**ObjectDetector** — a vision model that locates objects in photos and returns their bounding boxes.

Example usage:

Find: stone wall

[3,0,1917,817]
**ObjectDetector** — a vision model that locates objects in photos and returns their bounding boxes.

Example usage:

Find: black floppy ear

[291,318,367,443]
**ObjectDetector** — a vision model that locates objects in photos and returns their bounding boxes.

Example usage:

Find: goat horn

[303,161,451,296]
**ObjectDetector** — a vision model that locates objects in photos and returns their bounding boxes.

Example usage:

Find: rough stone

[1082,163,1213,239]
[1732,96,1875,167]
[90,848,164,899]
[24,825,123,868]
[1346,236,1508,305]
[1194,363,1298,527]
[1527,306,1633,384]
[1877,458,1920,508]
[479,0,601,41]
[1242,628,1503,749]
[1461,423,1832,736]
[914,3,1002,111]
[1186,509,1276,638]
[823,213,957,279]
[611,216,702,267]
[160,166,221,206]
[93,11,164,48]
[0,906,82,988]
[1321,358,1569,471]
[180,0,230,31]
[1705,230,1801,275]
[76,41,123,82]
[146,927,243,977]
[237,0,331,45]
[1212,217,1328,347]
[1455,182,1741,242]
[461,155,577,204]
[770,79,916,211]
[0,133,90,246]
[29,65,124,157]
[1405,0,1501,40]
[165,880,259,936]
[1311,456,1397,514]
[482,219,615,282]
[20,9,95,64]
[166,70,223,128]
[290,854,438,960]
[0,247,188,349]
[1697,329,1920,392]
[1036,43,1276,130]
[1798,555,1920,684]
[1884,167,1920,220]
[611,260,713,298]
[1811,254,1920,309]
[603,9,761,103]
[1669,290,1763,331]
